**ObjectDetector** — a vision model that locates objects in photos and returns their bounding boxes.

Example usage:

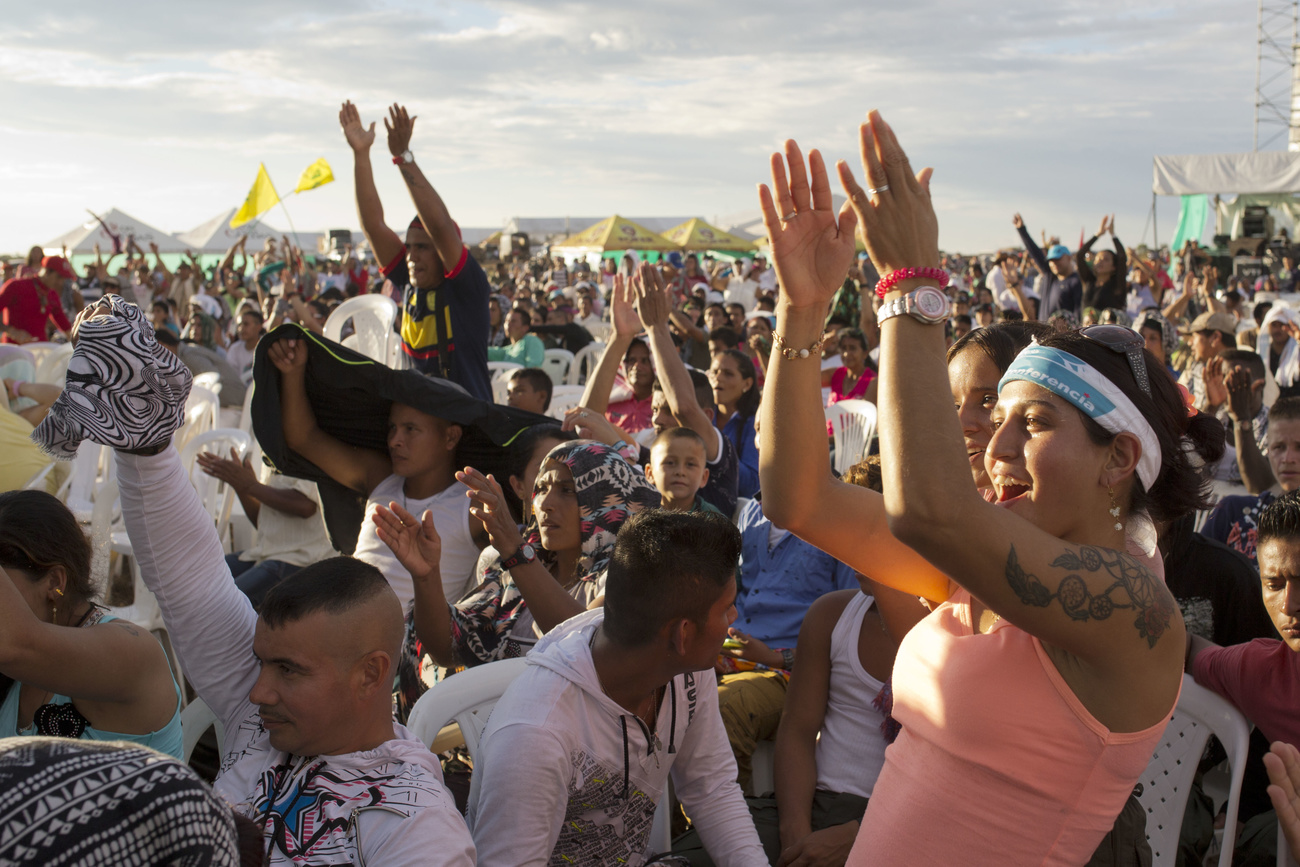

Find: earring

[51,587,64,625]
[1108,487,1123,532]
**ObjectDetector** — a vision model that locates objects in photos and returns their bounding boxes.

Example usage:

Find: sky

[0,0,1268,256]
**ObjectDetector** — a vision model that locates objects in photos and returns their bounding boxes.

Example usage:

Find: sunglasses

[1081,325,1151,398]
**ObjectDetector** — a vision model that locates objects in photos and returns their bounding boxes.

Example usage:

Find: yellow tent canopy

[477,231,503,248]
[554,215,676,251]
[662,218,756,252]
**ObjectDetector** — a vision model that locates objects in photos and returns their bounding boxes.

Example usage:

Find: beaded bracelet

[771,330,826,360]
[875,267,950,299]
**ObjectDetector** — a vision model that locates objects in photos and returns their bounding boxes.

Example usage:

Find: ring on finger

[867,185,890,196]
[780,211,798,222]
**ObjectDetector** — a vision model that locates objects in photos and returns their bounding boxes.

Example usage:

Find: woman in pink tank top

[754,115,1226,866]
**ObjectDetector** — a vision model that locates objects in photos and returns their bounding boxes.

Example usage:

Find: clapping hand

[373,501,442,584]
[196,448,257,496]
[1203,356,1229,409]
[631,262,671,329]
[339,100,376,153]
[610,274,642,338]
[384,103,416,159]
[455,467,525,558]
[758,140,858,311]
[836,111,938,284]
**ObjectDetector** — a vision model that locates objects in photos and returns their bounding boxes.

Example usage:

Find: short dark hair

[1271,396,1300,422]
[652,426,707,453]
[154,328,180,348]
[946,320,1054,372]
[240,308,265,326]
[708,326,739,348]
[718,349,761,418]
[1255,301,1274,327]
[602,510,740,647]
[837,328,868,352]
[1220,349,1265,381]
[1258,489,1300,547]
[509,367,553,411]
[259,557,393,628]
[842,454,883,494]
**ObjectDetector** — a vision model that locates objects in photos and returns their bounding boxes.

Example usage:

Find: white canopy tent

[1151,152,1300,249]
[175,208,286,254]
[44,208,188,254]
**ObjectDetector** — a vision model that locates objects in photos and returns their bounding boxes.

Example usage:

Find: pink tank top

[849,582,1175,866]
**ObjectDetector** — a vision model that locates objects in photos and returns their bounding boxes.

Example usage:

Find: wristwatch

[877,286,949,325]
[392,150,414,166]
[499,543,537,570]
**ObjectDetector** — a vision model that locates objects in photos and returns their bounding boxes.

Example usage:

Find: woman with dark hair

[822,327,877,407]
[0,491,182,757]
[487,294,508,348]
[758,115,1224,865]
[711,348,762,498]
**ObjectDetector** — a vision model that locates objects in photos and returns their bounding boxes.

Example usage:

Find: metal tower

[1255,0,1298,149]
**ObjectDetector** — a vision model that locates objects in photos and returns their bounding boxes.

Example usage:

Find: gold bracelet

[771,330,826,360]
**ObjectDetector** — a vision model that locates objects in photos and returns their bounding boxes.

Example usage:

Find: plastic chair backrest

[59,441,108,521]
[542,348,574,386]
[324,294,398,364]
[34,343,74,386]
[192,371,222,395]
[21,341,59,368]
[489,361,523,404]
[406,658,529,807]
[180,697,227,765]
[546,385,586,420]
[825,399,877,475]
[180,429,253,546]
[1137,674,1251,867]
[238,381,256,435]
[175,386,221,452]
[87,476,118,588]
[567,342,605,386]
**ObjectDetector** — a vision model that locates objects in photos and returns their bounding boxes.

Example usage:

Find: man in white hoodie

[116,445,476,865]
[468,509,767,866]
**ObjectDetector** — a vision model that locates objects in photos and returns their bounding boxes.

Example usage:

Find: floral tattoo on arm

[1005,544,1174,648]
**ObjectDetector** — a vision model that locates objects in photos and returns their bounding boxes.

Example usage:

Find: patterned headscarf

[32,294,191,459]
[0,737,239,866]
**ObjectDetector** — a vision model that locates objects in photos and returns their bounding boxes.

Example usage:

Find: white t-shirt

[238,472,337,568]
[224,339,257,385]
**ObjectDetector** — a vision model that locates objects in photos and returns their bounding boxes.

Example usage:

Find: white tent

[175,208,286,254]
[44,208,188,254]
[1152,152,1300,196]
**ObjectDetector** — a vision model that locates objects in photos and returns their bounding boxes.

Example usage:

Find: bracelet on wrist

[9,380,24,399]
[771,330,826,360]
[875,267,950,299]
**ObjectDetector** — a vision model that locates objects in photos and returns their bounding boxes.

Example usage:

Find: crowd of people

[2,101,1300,867]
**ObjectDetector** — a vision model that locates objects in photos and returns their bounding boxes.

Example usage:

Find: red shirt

[1193,638,1300,746]
[0,278,72,343]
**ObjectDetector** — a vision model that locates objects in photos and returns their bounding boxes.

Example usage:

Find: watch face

[521,544,535,560]
[914,287,948,320]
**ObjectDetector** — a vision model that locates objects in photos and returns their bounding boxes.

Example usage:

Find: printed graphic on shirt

[401,285,454,365]
[1179,597,1216,642]
[552,749,657,866]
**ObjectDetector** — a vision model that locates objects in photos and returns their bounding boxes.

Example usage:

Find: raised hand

[373,501,442,583]
[196,448,258,495]
[1097,216,1110,237]
[758,140,858,310]
[631,262,671,329]
[455,467,525,558]
[836,111,938,283]
[1012,213,1024,230]
[1266,742,1300,863]
[266,335,308,375]
[1203,356,1229,409]
[562,405,630,449]
[610,274,642,338]
[339,100,376,153]
[384,103,417,159]
[1225,364,1263,422]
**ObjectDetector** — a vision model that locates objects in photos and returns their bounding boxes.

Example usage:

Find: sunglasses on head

[1080,325,1151,398]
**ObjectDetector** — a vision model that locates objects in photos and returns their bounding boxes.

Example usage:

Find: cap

[665,251,684,268]
[41,256,76,280]
[1189,311,1237,335]
[1046,245,1072,261]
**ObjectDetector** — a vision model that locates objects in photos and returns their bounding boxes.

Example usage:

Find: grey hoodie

[468,608,765,866]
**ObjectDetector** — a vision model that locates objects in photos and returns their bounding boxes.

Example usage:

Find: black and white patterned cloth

[0,736,239,866]
[32,294,191,459]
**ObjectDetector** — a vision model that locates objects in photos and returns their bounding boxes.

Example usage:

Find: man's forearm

[396,161,461,265]
[353,150,390,249]
[581,334,632,414]
[1235,419,1277,494]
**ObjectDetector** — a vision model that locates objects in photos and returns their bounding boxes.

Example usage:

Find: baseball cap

[1189,311,1237,335]
[665,251,684,268]
[41,256,77,280]
[1046,245,1072,261]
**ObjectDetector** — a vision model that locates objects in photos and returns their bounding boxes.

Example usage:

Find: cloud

[0,0,1262,253]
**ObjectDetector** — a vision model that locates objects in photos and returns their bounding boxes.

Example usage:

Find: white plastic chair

[546,385,586,420]
[58,441,110,522]
[180,697,226,765]
[175,385,221,453]
[34,343,74,386]
[732,496,753,525]
[542,348,574,386]
[825,399,877,476]
[749,740,776,797]
[238,380,256,435]
[1137,674,1251,867]
[192,370,222,396]
[180,429,253,550]
[567,341,605,386]
[324,294,398,365]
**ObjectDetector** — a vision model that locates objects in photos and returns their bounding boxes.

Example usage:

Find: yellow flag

[295,158,335,194]
[230,164,281,228]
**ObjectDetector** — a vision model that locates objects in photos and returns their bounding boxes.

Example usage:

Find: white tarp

[175,207,285,253]
[1152,152,1300,196]
[44,208,188,253]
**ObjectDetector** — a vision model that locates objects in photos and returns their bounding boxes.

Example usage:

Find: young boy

[646,427,718,514]
[505,366,552,415]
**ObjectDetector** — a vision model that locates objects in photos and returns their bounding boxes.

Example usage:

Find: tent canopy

[553,215,676,251]
[175,208,285,254]
[1152,152,1300,196]
[662,218,756,251]
[45,208,188,254]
